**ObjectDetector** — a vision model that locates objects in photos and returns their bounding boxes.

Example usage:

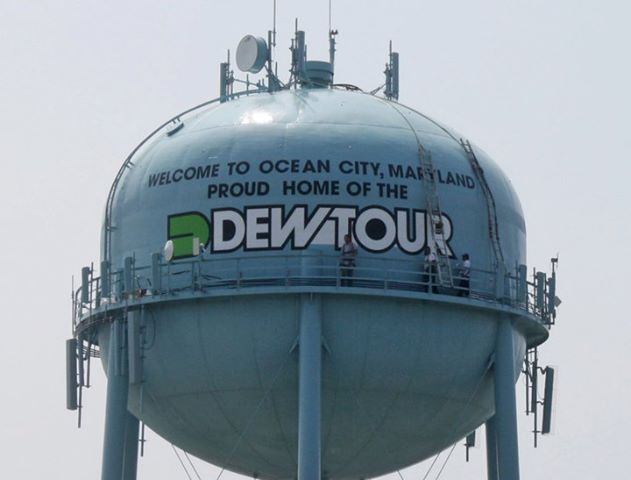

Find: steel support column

[485,415,499,480]
[297,294,322,480]
[494,316,520,480]
[122,412,140,480]
[101,318,139,480]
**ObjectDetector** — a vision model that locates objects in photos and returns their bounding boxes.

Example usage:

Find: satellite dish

[163,240,174,262]
[236,35,268,73]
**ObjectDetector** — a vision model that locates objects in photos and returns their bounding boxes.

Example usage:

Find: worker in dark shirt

[458,253,471,296]
[340,234,358,286]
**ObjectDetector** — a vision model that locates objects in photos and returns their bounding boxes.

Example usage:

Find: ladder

[380,100,453,287]
[459,139,505,269]
[418,145,453,287]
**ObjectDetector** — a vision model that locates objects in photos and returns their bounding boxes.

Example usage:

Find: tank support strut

[485,415,499,480]
[297,294,322,480]
[493,316,520,480]
[102,318,140,480]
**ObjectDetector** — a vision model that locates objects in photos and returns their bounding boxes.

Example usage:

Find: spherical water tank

[92,88,547,479]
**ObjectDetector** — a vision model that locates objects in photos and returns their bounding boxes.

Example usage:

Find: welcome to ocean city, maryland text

[146,159,476,198]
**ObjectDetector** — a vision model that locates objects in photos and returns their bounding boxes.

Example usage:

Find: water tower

[66,24,559,480]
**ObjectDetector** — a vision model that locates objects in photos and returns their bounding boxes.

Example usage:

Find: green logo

[167,212,210,259]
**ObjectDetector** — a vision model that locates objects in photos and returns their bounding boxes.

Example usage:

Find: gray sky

[1,1,629,478]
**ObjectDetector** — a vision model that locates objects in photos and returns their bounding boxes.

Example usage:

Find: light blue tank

[87,88,548,479]
[107,89,525,269]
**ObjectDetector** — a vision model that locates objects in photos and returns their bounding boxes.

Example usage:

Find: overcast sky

[1,1,629,479]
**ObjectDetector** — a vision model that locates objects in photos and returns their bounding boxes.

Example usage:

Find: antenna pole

[220,50,232,102]
[262,1,279,93]
[271,0,277,68]
[273,0,277,49]
[391,50,399,100]
[384,42,392,99]
[384,41,399,100]
[293,27,306,86]
[267,30,274,92]
[329,31,336,70]
[329,0,332,32]
[328,1,338,73]
[220,62,229,103]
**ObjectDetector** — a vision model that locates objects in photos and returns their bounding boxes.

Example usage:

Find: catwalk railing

[72,253,557,331]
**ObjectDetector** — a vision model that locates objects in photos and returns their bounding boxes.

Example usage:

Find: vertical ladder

[460,139,505,269]
[380,100,453,287]
[418,145,453,287]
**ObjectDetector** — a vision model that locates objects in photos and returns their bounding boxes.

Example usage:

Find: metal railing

[72,253,557,332]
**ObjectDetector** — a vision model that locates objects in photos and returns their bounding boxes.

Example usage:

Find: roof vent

[303,61,333,87]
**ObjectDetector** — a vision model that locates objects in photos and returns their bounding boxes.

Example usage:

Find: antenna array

[216,6,402,102]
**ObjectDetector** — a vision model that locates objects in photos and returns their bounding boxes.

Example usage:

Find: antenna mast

[384,41,399,100]
[329,0,332,33]
[266,0,280,91]
[328,0,338,70]
[273,0,277,51]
